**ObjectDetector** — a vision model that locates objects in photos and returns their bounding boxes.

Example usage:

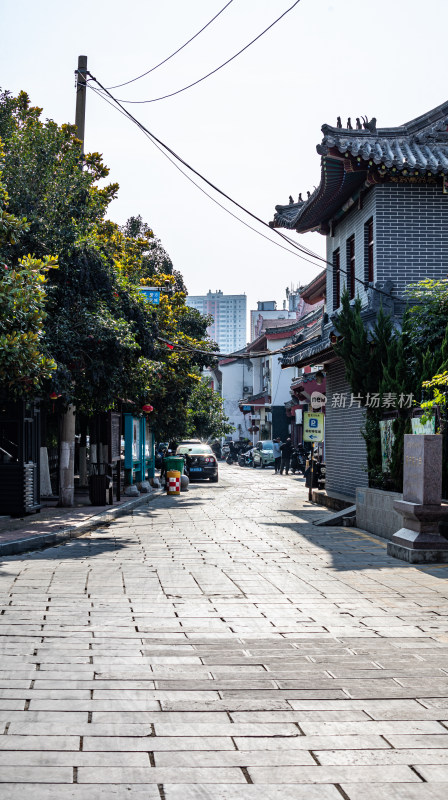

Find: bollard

[166,470,181,496]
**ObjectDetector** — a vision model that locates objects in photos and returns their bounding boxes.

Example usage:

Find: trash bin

[163,455,185,474]
[89,465,113,505]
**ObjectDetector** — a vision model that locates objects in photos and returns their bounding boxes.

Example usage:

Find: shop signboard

[303,412,324,442]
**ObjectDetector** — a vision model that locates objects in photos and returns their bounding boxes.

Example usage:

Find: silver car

[252,440,275,468]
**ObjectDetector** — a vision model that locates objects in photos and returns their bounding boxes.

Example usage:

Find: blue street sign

[139,287,160,305]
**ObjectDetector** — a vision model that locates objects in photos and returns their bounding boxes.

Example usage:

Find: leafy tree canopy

[0,166,57,397]
[185,378,234,441]
[333,282,448,491]
[0,88,218,438]
[0,90,157,412]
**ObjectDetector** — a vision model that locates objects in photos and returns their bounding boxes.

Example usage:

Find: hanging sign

[139,287,161,305]
[303,412,324,442]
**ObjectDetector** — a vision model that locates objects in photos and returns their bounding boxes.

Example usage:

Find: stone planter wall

[356,487,403,541]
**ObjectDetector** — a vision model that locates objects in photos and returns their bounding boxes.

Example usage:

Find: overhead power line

[86,76,395,303]
[88,85,309,263]
[87,81,325,269]
[106,1,235,90]
[96,0,303,104]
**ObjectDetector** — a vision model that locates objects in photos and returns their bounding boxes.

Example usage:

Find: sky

[2,0,448,338]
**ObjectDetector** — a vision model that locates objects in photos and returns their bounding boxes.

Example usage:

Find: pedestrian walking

[273,438,281,474]
[280,436,292,475]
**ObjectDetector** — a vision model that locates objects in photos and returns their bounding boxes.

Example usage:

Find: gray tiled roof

[318,100,448,172]
[271,99,448,234]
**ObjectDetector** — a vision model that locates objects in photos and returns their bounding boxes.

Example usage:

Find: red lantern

[142,404,154,413]
[49,391,61,413]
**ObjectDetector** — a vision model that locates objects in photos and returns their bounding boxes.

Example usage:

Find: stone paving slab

[162,786,343,800]
[0,788,161,799]
[1,464,448,796]
[340,786,448,800]
[247,764,420,782]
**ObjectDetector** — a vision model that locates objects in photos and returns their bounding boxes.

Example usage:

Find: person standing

[280,436,293,475]
[273,438,281,474]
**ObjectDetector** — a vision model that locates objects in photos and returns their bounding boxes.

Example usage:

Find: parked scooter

[290,446,306,475]
[237,447,254,467]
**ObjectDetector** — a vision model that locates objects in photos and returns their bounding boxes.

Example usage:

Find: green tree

[185,378,234,441]
[333,291,413,490]
[334,281,448,491]
[0,90,158,414]
[137,274,219,442]
[93,217,219,437]
[0,87,219,500]
[0,158,57,397]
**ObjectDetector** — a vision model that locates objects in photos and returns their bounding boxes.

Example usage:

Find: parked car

[252,440,275,468]
[176,444,218,482]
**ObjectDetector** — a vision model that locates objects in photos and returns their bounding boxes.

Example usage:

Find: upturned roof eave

[271,98,448,234]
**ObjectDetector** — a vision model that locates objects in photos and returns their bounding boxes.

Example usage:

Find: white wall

[268,338,293,407]
[220,360,253,441]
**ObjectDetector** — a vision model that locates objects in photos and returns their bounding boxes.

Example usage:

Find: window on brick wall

[333,249,340,310]
[346,236,355,299]
[364,218,374,283]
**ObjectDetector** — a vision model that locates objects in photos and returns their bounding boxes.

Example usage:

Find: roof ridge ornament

[335,115,377,132]
[362,116,377,132]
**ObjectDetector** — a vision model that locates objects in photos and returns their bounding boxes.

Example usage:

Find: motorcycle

[290,446,306,475]
[226,440,251,465]
[237,448,254,467]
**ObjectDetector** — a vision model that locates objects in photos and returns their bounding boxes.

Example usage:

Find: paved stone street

[1,464,448,798]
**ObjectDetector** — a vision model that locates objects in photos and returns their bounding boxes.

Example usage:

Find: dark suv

[176,444,218,482]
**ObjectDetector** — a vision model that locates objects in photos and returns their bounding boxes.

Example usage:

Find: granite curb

[0,489,162,558]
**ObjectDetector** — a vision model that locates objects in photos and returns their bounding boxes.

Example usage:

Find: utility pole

[75,55,88,153]
[58,55,87,507]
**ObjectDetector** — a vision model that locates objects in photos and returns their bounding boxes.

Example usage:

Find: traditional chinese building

[272,100,448,501]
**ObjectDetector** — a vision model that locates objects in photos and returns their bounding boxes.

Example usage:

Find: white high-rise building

[186,290,247,353]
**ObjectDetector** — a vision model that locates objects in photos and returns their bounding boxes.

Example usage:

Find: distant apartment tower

[250,289,303,342]
[186,290,247,353]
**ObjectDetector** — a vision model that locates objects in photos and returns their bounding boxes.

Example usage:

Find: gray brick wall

[326,190,375,313]
[326,181,448,312]
[325,358,368,499]
[375,182,448,294]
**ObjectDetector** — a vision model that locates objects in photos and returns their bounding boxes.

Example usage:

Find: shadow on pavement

[0,534,136,565]
[259,514,448,579]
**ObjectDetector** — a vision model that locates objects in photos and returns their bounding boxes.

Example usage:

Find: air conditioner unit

[243,386,251,393]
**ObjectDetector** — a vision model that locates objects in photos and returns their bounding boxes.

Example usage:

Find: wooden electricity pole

[58,56,88,507]
[75,55,88,152]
